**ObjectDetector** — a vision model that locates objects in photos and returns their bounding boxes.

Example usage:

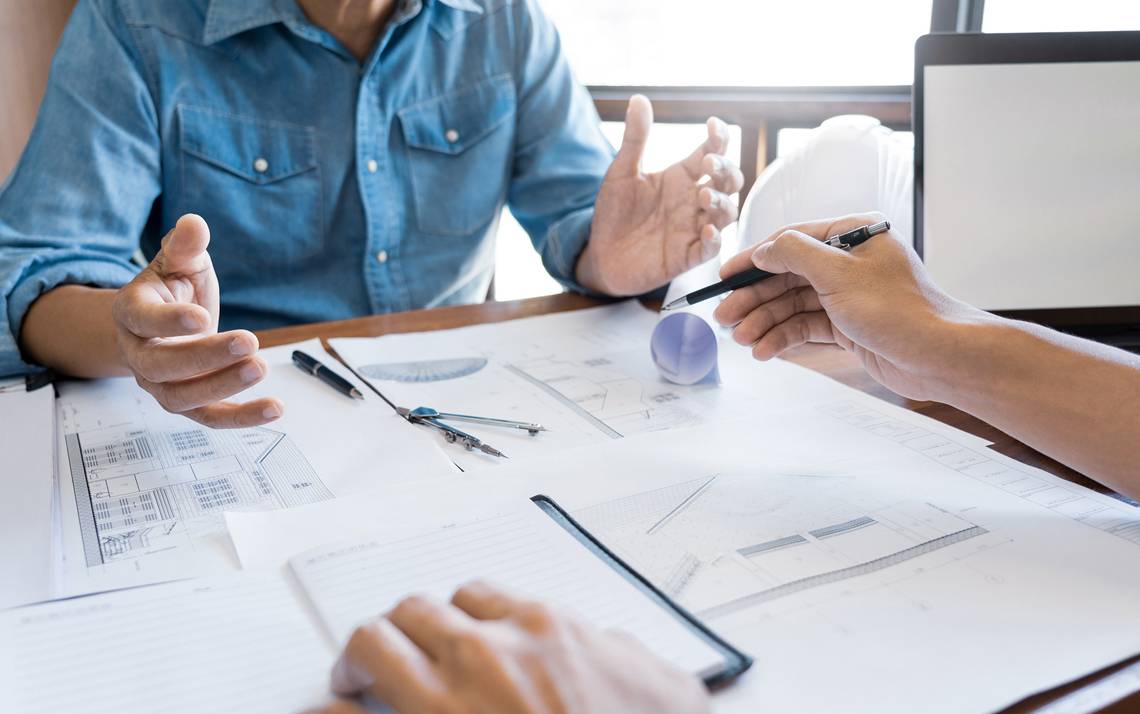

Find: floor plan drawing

[572,472,993,619]
[504,352,712,438]
[63,421,332,568]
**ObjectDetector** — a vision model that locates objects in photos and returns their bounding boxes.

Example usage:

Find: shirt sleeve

[506,0,614,295]
[0,0,160,376]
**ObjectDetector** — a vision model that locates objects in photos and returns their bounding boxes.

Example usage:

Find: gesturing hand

[315,582,710,714]
[713,212,982,401]
[111,214,283,428]
[577,95,744,296]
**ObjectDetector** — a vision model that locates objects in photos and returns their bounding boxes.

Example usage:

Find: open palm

[577,96,744,296]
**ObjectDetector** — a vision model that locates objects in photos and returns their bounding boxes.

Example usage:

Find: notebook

[0,496,750,713]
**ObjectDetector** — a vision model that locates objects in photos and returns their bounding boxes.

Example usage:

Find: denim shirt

[0,0,614,376]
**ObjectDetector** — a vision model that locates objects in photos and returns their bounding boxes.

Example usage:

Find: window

[540,0,933,87]
[495,1,928,301]
[983,0,1140,32]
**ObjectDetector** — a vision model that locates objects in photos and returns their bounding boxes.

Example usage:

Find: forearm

[936,315,1140,499]
[19,285,129,378]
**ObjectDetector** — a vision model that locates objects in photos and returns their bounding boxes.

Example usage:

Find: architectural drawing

[573,472,989,619]
[63,422,332,567]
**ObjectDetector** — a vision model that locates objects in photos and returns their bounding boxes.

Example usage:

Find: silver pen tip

[351,388,364,400]
[661,297,686,312]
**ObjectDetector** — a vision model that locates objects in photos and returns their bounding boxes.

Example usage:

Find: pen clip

[824,236,851,250]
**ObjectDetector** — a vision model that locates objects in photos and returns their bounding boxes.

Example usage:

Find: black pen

[662,220,891,311]
[292,350,364,400]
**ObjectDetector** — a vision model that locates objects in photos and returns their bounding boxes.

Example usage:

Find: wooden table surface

[258,292,1137,713]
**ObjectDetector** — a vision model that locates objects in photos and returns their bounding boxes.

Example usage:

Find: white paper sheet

[51,338,456,598]
[0,570,335,713]
[229,404,1140,714]
[330,301,989,471]
[0,384,55,609]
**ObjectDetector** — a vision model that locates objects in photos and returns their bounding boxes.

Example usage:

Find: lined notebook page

[0,571,332,713]
[290,503,726,676]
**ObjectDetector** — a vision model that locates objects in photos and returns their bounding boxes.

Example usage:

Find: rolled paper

[651,261,723,386]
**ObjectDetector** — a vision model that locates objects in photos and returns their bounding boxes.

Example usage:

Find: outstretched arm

[714,213,1140,499]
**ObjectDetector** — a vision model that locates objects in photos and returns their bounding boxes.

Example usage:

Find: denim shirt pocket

[398,74,516,237]
[178,105,322,266]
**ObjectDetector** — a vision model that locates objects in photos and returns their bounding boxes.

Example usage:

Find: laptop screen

[921,60,1140,311]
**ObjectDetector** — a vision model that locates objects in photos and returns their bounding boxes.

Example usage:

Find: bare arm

[20,286,127,378]
[18,215,282,428]
[714,212,1140,500]
[938,316,1140,495]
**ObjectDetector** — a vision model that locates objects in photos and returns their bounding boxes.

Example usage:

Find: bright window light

[984,0,1140,32]
[539,0,933,87]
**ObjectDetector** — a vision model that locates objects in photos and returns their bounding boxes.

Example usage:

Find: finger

[751,229,852,284]
[701,153,744,195]
[759,211,890,247]
[730,286,822,346]
[610,94,652,177]
[303,700,368,714]
[153,214,212,278]
[714,272,811,326]
[181,398,283,429]
[681,116,729,177]
[334,619,441,712]
[136,356,267,413]
[113,282,212,338]
[388,595,476,660]
[751,311,837,360]
[683,224,721,271]
[699,187,738,230]
[121,330,258,383]
[451,581,530,621]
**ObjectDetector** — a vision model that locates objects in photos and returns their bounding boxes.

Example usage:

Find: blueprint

[51,339,456,598]
[331,302,988,469]
[573,472,993,620]
[61,419,331,568]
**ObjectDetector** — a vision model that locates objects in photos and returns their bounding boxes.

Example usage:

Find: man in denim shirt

[0,0,742,427]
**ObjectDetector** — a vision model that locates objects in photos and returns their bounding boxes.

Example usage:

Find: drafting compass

[396,406,546,458]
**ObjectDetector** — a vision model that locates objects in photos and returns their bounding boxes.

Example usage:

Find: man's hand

[713,212,984,402]
[314,582,710,714]
[577,95,744,296]
[111,214,283,428]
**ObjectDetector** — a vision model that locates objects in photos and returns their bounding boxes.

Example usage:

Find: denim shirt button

[253,157,269,173]
[375,250,389,264]
[366,159,378,173]
[444,129,459,144]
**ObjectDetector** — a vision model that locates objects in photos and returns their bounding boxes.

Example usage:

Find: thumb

[611,94,652,176]
[155,214,212,277]
[751,229,849,285]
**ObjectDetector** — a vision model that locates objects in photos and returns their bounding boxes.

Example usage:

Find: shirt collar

[202,0,483,45]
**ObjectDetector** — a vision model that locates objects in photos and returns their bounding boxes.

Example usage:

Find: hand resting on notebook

[314,581,711,714]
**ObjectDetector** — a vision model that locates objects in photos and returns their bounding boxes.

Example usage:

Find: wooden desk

[259,293,1137,713]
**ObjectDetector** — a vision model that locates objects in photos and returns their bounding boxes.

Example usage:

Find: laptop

[913,31,1140,348]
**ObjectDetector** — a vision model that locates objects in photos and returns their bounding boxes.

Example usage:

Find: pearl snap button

[444,129,459,144]
[376,250,389,264]
[366,159,378,173]
[253,157,269,173]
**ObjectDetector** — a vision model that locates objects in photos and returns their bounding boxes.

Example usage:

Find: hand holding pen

[710,213,979,402]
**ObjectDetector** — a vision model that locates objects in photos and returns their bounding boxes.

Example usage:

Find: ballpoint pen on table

[292,350,364,400]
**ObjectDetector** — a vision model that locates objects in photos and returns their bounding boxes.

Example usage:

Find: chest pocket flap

[179,105,317,184]
[398,74,515,156]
